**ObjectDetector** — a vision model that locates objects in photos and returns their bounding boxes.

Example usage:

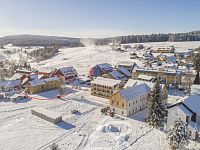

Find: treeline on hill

[0,35,84,47]
[0,30,200,47]
[94,30,200,45]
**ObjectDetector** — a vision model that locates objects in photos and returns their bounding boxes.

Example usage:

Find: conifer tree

[147,81,165,128]
[167,120,188,149]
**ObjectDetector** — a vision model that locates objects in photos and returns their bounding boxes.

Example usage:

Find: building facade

[110,84,151,117]
[91,77,122,98]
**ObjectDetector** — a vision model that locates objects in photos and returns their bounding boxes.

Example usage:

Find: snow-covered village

[1,1,200,150]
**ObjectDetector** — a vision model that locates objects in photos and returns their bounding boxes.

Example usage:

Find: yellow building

[91,77,122,98]
[157,47,175,53]
[110,84,151,117]
[133,68,181,85]
[28,77,61,94]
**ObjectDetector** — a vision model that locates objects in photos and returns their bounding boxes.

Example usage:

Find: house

[124,79,168,102]
[54,66,78,82]
[0,79,21,92]
[143,53,155,60]
[27,77,61,94]
[117,61,136,72]
[166,93,200,140]
[103,70,127,81]
[157,46,175,53]
[89,63,113,77]
[130,52,139,59]
[117,67,132,78]
[132,67,181,85]
[136,74,156,82]
[110,84,151,117]
[91,77,122,98]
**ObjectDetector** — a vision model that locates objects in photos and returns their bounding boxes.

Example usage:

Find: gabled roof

[92,77,121,87]
[58,66,77,76]
[43,77,60,82]
[0,80,21,88]
[120,84,151,101]
[182,93,200,115]
[29,79,46,86]
[137,74,155,81]
[124,79,165,91]
[97,63,113,71]
[118,67,132,77]
[109,70,126,80]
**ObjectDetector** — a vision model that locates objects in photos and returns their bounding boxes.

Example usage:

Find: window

[129,103,130,107]
[122,111,124,115]
[113,108,115,111]
[136,100,137,103]
[133,101,134,105]
[122,103,124,107]
[117,102,119,105]
[112,100,114,104]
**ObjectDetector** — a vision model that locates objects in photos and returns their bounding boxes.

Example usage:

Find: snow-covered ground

[1,41,200,150]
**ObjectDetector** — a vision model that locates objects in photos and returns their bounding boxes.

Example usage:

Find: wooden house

[54,66,78,82]
[90,63,113,77]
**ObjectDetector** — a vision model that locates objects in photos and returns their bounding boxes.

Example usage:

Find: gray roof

[120,83,151,101]
[182,93,200,115]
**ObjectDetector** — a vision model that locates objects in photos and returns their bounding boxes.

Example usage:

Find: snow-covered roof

[92,77,121,87]
[32,107,62,120]
[123,79,137,89]
[182,93,200,115]
[59,66,77,76]
[109,70,126,80]
[117,61,136,66]
[120,84,151,101]
[44,77,60,82]
[137,74,155,81]
[29,73,38,80]
[9,73,24,80]
[0,80,21,88]
[179,104,193,116]
[124,79,165,91]
[191,84,200,95]
[97,63,113,71]
[118,67,132,77]
[29,79,46,86]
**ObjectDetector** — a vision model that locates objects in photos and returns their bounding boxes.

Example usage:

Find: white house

[167,93,200,140]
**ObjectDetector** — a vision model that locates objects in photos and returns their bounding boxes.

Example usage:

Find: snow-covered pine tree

[147,81,165,128]
[167,120,189,149]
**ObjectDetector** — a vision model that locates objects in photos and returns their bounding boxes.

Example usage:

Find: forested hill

[94,30,200,45]
[0,30,200,47]
[0,34,84,47]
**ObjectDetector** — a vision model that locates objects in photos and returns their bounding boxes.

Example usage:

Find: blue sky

[0,0,200,37]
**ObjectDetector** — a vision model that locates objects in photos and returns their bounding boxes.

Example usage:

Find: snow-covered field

[1,41,200,150]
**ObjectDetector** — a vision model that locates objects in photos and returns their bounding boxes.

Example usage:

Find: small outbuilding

[31,107,62,124]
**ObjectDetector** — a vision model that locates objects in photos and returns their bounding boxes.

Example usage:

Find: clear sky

[0,0,200,38]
